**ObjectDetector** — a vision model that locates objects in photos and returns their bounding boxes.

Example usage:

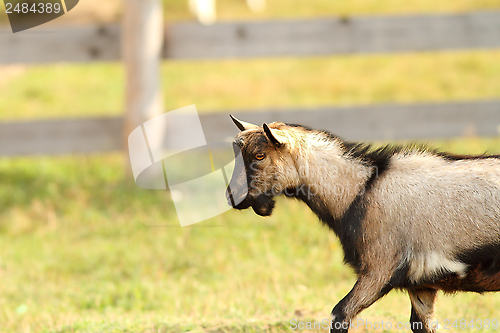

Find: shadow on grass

[0,154,178,232]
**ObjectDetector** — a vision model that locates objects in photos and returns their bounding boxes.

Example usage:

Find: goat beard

[251,193,276,217]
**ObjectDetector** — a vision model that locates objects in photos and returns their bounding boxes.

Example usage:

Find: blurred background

[1,1,500,332]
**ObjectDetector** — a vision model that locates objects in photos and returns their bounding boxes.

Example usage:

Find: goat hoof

[330,321,349,333]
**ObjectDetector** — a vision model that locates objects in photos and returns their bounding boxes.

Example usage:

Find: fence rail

[1,11,500,64]
[2,100,500,156]
[2,11,500,157]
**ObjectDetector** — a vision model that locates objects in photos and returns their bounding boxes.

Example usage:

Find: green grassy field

[2,1,500,332]
[162,0,500,22]
[2,42,500,333]
[1,49,500,121]
[1,0,500,25]
[2,137,500,333]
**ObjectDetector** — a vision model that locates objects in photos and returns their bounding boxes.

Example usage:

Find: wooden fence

[1,11,500,63]
[1,10,500,156]
[1,100,499,156]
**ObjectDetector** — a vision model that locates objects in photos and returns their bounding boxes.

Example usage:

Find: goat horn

[229,114,258,131]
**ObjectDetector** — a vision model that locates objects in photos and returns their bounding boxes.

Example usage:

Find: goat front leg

[408,288,438,333]
[330,273,393,333]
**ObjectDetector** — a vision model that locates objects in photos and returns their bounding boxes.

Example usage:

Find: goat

[226,115,500,333]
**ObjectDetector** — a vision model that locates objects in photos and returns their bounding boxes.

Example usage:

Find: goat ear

[263,123,284,147]
[229,114,258,131]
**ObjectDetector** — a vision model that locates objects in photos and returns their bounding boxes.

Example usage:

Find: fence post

[122,0,164,175]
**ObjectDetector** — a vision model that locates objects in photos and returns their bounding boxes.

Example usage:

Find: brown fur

[428,264,500,292]
[226,118,500,333]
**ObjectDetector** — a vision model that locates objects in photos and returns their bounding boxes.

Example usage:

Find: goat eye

[255,153,266,160]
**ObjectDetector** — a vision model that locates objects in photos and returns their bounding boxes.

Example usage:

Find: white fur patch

[408,252,468,282]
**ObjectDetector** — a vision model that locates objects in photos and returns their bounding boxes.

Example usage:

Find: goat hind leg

[408,288,438,333]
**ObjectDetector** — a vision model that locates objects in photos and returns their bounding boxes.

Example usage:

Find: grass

[1,49,500,121]
[162,0,500,22]
[1,0,500,25]
[2,137,500,333]
[1,1,500,332]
